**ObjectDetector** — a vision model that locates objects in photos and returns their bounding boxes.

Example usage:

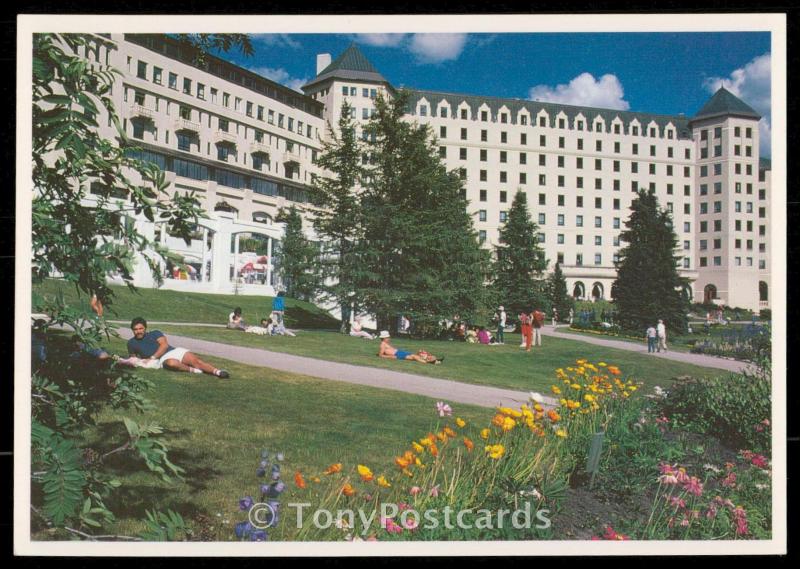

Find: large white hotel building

[68,34,772,312]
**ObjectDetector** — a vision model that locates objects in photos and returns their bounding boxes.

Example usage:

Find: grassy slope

[45,337,490,540]
[151,326,722,394]
[33,279,339,329]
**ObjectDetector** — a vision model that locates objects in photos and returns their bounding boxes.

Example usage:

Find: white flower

[529,392,545,404]
[335,517,351,530]
[653,386,667,398]
[703,464,722,474]
[755,483,769,491]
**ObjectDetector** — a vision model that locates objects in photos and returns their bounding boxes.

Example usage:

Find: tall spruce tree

[359,91,491,334]
[547,262,573,321]
[493,190,549,317]
[275,206,320,302]
[613,189,690,334]
[310,100,366,332]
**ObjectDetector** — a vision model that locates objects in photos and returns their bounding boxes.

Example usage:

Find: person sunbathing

[377,331,442,364]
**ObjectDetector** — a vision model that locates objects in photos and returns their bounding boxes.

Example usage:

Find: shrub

[660,365,771,453]
[759,308,771,321]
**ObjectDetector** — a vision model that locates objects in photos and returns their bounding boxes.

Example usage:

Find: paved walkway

[548,326,753,374]
[115,328,549,410]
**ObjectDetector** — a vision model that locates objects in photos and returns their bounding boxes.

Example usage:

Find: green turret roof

[302,43,390,91]
[692,87,761,122]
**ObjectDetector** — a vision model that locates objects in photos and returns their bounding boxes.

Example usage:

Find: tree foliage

[612,189,690,334]
[275,206,320,302]
[547,262,574,320]
[492,190,549,317]
[357,91,491,334]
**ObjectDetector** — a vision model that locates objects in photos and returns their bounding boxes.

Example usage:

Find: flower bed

[568,324,644,343]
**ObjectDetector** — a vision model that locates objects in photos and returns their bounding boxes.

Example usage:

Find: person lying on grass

[127,317,230,378]
[377,331,443,364]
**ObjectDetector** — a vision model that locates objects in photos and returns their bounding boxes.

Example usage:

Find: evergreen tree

[358,91,491,334]
[309,100,366,333]
[492,190,549,317]
[612,189,690,334]
[275,206,320,302]
[547,262,574,321]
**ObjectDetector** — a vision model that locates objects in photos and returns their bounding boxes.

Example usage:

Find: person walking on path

[568,307,574,326]
[656,319,668,353]
[532,308,545,347]
[646,324,657,353]
[495,306,506,345]
[519,311,533,351]
[551,307,559,330]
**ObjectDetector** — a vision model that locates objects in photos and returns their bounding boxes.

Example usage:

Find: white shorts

[159,347,190,366]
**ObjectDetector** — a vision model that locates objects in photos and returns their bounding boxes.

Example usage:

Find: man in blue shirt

[272,292,285,326]
[127,317,230,378]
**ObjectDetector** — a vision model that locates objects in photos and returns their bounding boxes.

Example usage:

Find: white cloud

[249,67,308,93]
[528,73,630,110]
[252,34,301,50]
[704,53,771,157]
[408,33,468,64]
[355,34,408,47]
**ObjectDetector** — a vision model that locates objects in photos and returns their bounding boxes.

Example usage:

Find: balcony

[250,141,271,156]
[130,103,154,121]
[174,117,201,134]
[282,149,301,164]
[214,130,239,146]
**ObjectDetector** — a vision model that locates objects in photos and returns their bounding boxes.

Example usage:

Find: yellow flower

[456,417,466,428]
[533,403,544,412]
[377,475,391,488]
[444,427,457,438]
[559,398,568,406]
[584,394,596,403]
[436,431,448,442]
[492,413,506,427]
[497,406,523,418]
[415,457,424,467]
[555,429,568,438]
[480,428,490,440]
[598,362,608,367]
[420,435,435,447]
[629,386,638,392]
[412,442,425,454]
[501,416,517,432]
[395,456,411,469]
[485,444,505,460]
[357,464,374,482]
[576,359,587,365]
[547,409,561,422]
[551,385,562,395]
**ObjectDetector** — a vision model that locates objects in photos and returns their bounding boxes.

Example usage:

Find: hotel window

[714,127,722,138]
[479,149,487,161]
[746,202,753,214]
[667,183,674,195]
[631,181,638,192]
[520,115,528,126]
[713,238,722,249]
[481,129,488,142]
[557,155,565,168]
[714,182,722,194]
[746,146,752,157]
[747,221,753,231]
[278,114,284,128]
[595,254,602,266]
[759,225,766,236]
[759,207,766,218]
[576,235,584,245]
[595,236,602,246]
[219,117,229,132]
[577,139,584,150]
[700,203,708,215]
[632,143,638,155]
[714,220,722,232]
[685,149,691,160]
[613,199,620,210]
[734,257,741,266]
[216,145,230,162]
[576,157,583,169]
[461,128,468,140]
[478,210,487,222]
[558,195,565,207]
[747,239,753,250]
[558,136,565,148]
[137,60,147,79]
[700,165,708,177]
[683,240,691,251]
[682,258,689,269]
[576,215,584,227]
[734,144,741,156]
[520,133,527,145]
[460,108,468,119]
[183,78,192,95]
[650,145,656,157]
[577,120,584,131]
[419,105,427,116]
[500,211,509,222]
[152,66,162,84]
[342,86,349,96]
[479,189,487,201]
[559,118,565,128]
[667,165,674,177]
[700,239,708,250]
[714,145,722,157]
[539,193,546,205]
[499,151,507,163]
[350,87,357,96]
[596,141,603,152]
[500,113,507,124]
[684,222,691,233]
[577,177,584,189]
[714,201,722,213]
[362,108,369,120]
[684,203,691,215]
[539,174,546,186]
[520,152,527,165]
[252,154,265,171]
[735,201,742,213]
[684,185,691,196]
[538,213,546,225]
[557,214,565,226]
[595,178,602,190]
[179,105,191,120]
[371,89,377,99]
[614,123,620,134]
[459,148,467,160]
[500,172,507,183]
[746,183,753,194]
[501,132,508,143]
[668,147,674,158]
[595,216,602,228]
[439,146,447,158]
[478,231,487,245]
[480,170,487,182]
[700,257,708,267]
[735,220,742,231]
[614,141,620,153]
[557,234,565,245]
[438,106,447,118]
[577,196,584,208]
[700,221,708,233]
[746,127,753,138]
[539,116,547,127]
[439,126,447,138]
[713,256,722,267]
[595,159,602,171]
[631,162,638,174]
[576,254,583,266]
[131,120,145,140]
[557,175,565,188]
[540,135,546,146]
[701,147,708,159]
[613,179,620,191]
[649,163,656,175]
[520,173,527,184]
[168,72,177,90]
[735,182,742,193]
[735,239,741,249]
[255,130,264,143]
[267,109,274,124]
[133,91,145,106]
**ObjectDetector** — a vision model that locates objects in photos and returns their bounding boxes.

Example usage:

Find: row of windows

[125,149,312,203]
[419,103,685,139]
[698,219,758,233]
[699,256,760,268]
[341,85,379,99]
[130,59,319,140]
[699,144,754,159]
[463,169,693,194]
[699,126,754,140]
[436,127,692,158]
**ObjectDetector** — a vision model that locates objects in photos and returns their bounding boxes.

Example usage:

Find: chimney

[316,54,332,75]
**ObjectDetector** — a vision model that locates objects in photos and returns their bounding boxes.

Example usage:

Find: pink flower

[436,402,453,417]
[658,474,679,485]
[429,484,440,498]
[398,502,411,511]
[683,476,704,497]
[733,507,749,536]
[676,469,690,484]
[761,419,771,426]
[680,516,690,528]
[721,472,737,488]
[409,486,421,496]
[658,462,676,475]
[669,496,686,510]
[705,505,718,519]
[600,526,629,540]
[740,450,755,461]
[402,517,419,531]
[751,455,769,469]
[380,517,403,534]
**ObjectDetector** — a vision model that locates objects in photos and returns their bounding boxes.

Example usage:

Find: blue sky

[221,32,772,156]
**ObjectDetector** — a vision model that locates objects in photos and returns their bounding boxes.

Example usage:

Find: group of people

[646,319,669,353]
[517,308,547,352]
[227,307,296,337]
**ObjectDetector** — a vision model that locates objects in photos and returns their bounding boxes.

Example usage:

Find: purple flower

[239,496,254,511]
[268,481,286,497]
[256,468,266,478]
[260,484,271,496]
[267,500,280,511]
[260,460,269,469]
[250,530,268,541]
[235,521,253,539]
[271,470,281,481]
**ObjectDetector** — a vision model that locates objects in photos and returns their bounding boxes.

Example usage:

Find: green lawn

[147,325,724,394]
[33,279,339,329]
[40,337,490,541]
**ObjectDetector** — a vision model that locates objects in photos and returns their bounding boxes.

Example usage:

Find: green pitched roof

[692,87,761,122]
[302,44,389,91]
